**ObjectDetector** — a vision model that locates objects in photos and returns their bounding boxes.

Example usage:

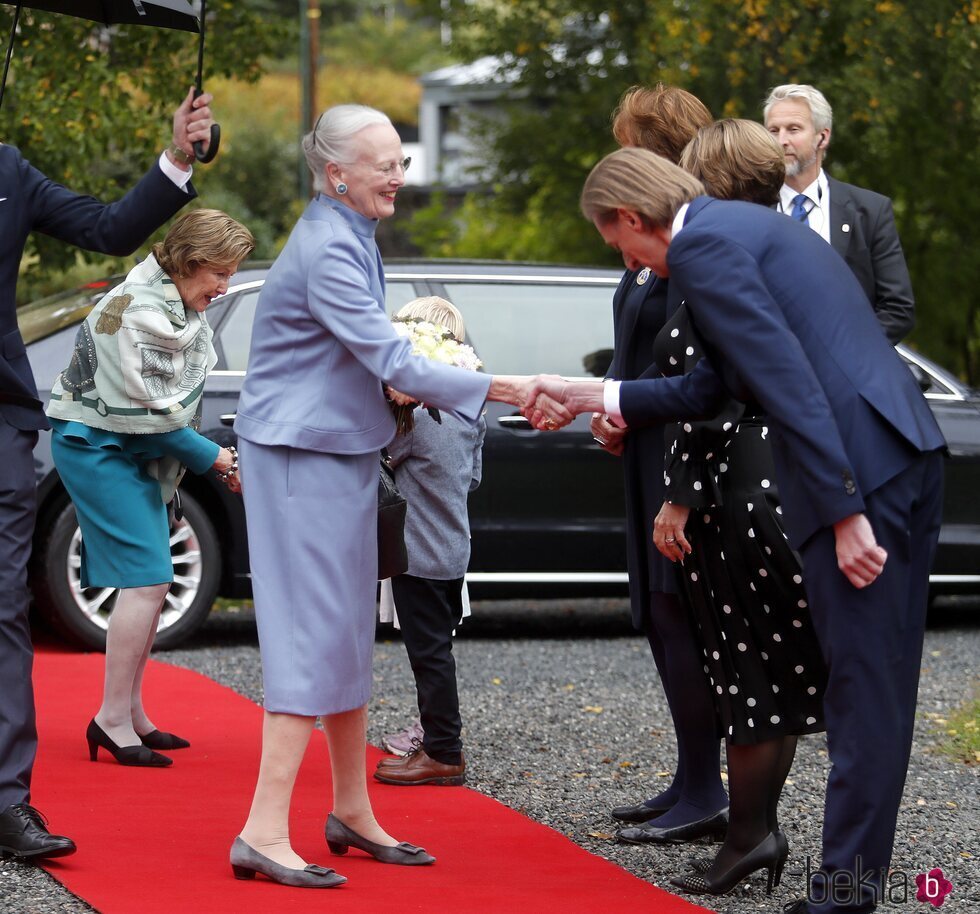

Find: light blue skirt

[239,439,378,716]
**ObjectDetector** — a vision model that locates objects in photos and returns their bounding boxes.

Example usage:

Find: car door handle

[497,414,534,431]
[220,414,237,426]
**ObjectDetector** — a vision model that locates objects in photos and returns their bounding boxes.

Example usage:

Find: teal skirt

[50,426,173,589]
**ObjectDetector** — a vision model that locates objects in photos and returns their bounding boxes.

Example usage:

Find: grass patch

[932,693,980,764]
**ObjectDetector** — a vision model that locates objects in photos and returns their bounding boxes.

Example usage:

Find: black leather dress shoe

[782,900,810,914]
[617,808,729,845]
[0,804,77,859]
[610,801,669,824]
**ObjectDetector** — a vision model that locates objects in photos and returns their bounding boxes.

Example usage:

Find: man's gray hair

[302,104,392,193]
[763,84,834,135]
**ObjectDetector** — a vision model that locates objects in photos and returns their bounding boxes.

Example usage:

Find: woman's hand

[653,500,692,562]
[213,446,241,494]
[590,413,627,456]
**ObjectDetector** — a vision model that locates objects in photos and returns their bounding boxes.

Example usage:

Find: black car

[20,261,980,649]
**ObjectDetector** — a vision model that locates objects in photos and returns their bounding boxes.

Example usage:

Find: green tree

[411,0,980,379]
[3,3,286,292]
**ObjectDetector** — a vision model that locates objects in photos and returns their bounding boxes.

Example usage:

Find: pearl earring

[336,182,348,195]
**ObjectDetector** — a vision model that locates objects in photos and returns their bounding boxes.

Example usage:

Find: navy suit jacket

[620,197,945,549]
[826,176,914,344]
[606,269,677,626]
[0,145,195,431]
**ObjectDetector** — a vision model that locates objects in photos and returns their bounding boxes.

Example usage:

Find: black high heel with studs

[86,720,172,767]
[670,831,788,896]
[688,830,788,877]
[139,729,191,750]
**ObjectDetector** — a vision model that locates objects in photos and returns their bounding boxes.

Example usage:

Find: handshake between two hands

[517,374,579,431]
[389,374,602,432]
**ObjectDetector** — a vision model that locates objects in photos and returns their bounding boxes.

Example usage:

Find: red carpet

[32,649,706,913]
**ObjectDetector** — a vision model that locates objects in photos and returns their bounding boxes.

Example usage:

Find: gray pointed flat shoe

[325,813,435,865]
[230,837,347,888]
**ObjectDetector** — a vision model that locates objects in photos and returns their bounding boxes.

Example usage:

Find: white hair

[302,104,392,193]
[763,84,834,135]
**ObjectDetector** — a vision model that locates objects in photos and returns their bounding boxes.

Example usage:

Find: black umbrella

[2,0,220,162]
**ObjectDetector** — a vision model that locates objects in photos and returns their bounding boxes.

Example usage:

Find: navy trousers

[0,420,39,810]
[800,451,943,914]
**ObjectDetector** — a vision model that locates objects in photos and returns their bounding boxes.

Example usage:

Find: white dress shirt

[157,150,193,191]
[778,169,830,244]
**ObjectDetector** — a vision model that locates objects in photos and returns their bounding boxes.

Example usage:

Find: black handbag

[378,455,408,579]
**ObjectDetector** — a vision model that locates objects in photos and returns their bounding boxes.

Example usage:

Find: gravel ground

[3,598,978,914]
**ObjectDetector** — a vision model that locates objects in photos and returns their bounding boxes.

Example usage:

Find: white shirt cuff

[603,381,627,428]
[158,150,192,191]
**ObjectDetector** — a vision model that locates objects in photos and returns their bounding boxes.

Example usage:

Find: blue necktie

[790,193,810,225]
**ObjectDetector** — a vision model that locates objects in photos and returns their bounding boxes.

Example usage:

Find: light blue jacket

[235,196,490,453]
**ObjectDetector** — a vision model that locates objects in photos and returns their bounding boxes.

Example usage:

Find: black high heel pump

[670,831,788,896]
[139,729,191,751]
[86,720,172,768]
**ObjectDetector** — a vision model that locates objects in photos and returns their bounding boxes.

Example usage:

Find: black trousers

[390,574,464,765]
[0,420,39,809]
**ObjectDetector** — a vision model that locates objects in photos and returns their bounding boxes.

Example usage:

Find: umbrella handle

[192,87,220,163]
[194,122,220,163]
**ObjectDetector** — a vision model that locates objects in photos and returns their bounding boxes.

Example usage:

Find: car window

[441,281,614,377]
[215,281,421,371]
[384,281,421,315]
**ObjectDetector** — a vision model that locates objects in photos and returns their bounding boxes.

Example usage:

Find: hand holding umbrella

[167,85,215,172]
[2,0,220,163]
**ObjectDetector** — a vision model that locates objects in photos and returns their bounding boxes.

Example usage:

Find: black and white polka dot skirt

[677,418,827,745]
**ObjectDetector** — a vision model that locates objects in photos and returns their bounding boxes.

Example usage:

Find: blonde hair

[581,147,705,227]
[612,84,712,163]
[153,209,255,277]
[396,296,466,342]
[680,119,785,205]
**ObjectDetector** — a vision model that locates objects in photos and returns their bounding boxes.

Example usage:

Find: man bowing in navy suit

[526,148,945,914]
[0,87,215,860]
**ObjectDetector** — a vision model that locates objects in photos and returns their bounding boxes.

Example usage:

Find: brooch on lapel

[636,267,651,285]
[841,224,850,233]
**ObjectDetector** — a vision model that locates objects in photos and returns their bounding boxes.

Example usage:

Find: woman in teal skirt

[46,209,254,768]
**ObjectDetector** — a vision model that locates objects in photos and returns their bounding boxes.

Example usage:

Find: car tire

[32,490,220,651]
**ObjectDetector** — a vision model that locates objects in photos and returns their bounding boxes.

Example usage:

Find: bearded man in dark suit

[764,83,914,344]
[0,87,214,859]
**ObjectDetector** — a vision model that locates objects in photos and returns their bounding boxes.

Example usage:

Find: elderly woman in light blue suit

[230,104,532,889]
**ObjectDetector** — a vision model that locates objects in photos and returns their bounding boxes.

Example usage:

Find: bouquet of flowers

[389,317,483,434]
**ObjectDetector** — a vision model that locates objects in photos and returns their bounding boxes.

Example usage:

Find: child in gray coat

[374,297,486,786]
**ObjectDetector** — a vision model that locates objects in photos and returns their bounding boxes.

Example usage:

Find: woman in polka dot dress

[653,120,828,896]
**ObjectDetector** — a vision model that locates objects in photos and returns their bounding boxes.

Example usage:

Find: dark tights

[642,592,727,826]
[706,735,798,878]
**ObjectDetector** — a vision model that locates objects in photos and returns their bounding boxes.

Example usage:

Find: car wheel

[33,490,220,651]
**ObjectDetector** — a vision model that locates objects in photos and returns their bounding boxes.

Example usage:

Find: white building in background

[415,56,514,188]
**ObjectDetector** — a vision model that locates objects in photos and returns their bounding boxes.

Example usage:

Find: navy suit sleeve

[24,155,195,256]
[619,356,729,424]
[668,231,865,529]
[866,197,915,344]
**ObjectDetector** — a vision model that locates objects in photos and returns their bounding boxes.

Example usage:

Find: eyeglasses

[373,157,412,177]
